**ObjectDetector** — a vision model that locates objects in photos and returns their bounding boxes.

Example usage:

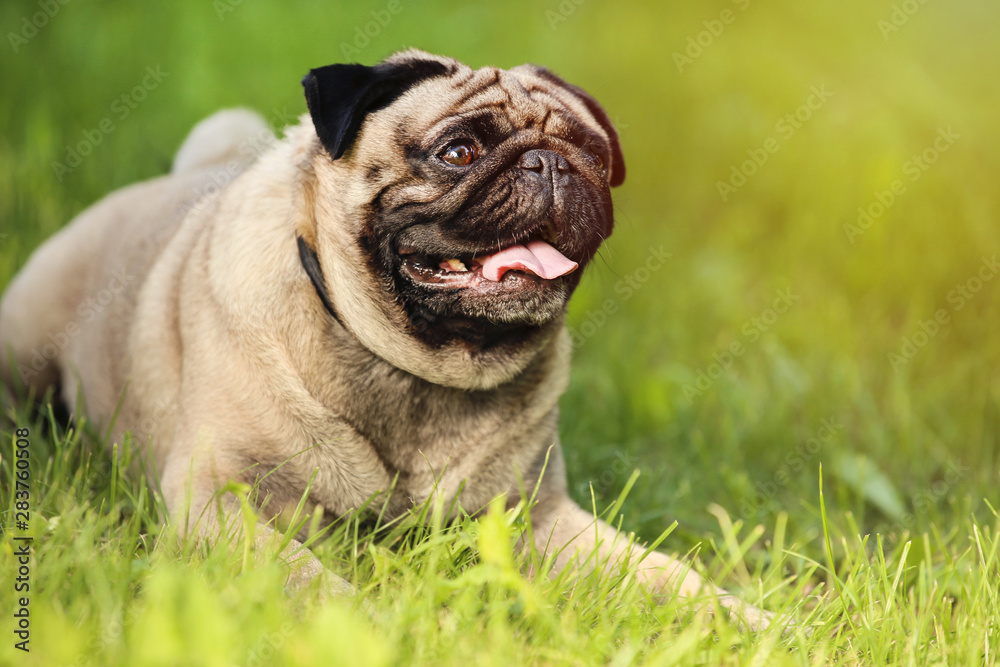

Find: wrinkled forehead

[385,65,607,147]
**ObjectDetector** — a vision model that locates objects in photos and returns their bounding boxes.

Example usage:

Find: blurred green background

[1,0,997,549]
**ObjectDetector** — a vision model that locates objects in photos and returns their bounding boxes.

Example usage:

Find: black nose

[518,149,571,184]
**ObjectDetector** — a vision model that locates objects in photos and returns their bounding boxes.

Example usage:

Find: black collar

[297,236,342,325]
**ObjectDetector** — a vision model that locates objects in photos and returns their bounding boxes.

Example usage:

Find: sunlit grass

[2,400,997,664]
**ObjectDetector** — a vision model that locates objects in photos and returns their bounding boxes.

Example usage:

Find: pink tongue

[479,240,579,282]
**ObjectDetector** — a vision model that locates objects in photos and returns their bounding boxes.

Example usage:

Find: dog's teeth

[440,258,468,272]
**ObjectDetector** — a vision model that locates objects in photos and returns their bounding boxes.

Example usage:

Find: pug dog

[0,50,769,628]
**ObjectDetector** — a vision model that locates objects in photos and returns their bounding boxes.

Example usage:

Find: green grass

[2,0,999,664]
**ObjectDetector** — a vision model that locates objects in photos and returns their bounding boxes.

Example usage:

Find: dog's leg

[159,454,354,598]
[528,489,773,630]
[0,222,102,400]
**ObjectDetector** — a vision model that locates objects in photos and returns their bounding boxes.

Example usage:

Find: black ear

[302,59,450,160]
[526,67,626,187]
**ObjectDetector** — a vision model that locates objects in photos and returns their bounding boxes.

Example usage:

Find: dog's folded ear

[302,60,450,160]
[514,65,626,187]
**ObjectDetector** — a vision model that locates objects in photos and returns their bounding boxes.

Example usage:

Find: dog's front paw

[717,595,775,632]
[281,547,355,599]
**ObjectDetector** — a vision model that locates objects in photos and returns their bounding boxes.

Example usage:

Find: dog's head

[296,50,624,389]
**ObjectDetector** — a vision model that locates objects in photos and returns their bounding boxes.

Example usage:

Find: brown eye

[440,143,478,166]
[588,151,605,172]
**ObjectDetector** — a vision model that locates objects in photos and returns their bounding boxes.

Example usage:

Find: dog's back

[0,109,271,414]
